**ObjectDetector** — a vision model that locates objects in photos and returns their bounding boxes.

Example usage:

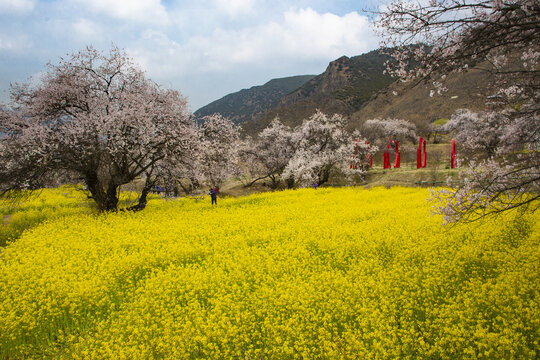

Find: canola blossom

[0,186,91,247]
[0,187,538,359]
[0,186,145,247]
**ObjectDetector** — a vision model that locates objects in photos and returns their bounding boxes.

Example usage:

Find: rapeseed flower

[0,187,538,359]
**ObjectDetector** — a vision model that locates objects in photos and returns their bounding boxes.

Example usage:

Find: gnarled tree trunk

[85,173,120,212]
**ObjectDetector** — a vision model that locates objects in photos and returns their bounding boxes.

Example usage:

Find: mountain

[243,54,495,135]
[242,50,396,134]
[282,51,394,110]
[195,48,495,136]
[194,75,316,124]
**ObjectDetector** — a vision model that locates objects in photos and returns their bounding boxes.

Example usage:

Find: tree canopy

[0,46,198,211]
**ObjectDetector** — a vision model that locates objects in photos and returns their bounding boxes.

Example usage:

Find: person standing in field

[209,187,217,206]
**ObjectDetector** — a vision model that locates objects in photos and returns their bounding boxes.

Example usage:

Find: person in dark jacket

[209,188,217,206]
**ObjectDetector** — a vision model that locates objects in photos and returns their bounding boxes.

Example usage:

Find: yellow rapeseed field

[0,186,538,359]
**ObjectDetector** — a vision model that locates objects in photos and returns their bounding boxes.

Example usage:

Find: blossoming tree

[240,112,373,189]
[0,46,198,211]
[282,111,372,187]
[361,118,417,146]
[377,0,539,222]
[197,114,242,187]
[239,118,297,188]
[442,109,507,158]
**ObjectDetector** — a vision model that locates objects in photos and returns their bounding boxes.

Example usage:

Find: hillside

[242,50,395,134]
[195,48,497,136]
[347,64,493,130]
[194,75,315,124]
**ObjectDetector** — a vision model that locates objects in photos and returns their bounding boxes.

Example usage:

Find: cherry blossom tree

[239,112,374,189]
[361,118,417,146]
[442,109,507,157]
[0,45,198,211]
[377,0,539,222]
[239,118,297,189]
[282,111,372,187]
[197,114,241,187]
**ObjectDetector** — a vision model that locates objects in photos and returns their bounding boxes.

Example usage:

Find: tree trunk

[127,186,150,211]
[270,175,280,189]
[244,174,271,188]
[85,173,119,212]
[127,175,155,211]
[286,177,295,189]
[318,166,332,186]
[104,182,119,211]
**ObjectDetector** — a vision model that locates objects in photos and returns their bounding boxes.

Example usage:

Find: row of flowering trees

[0,46,241,212]
[1,40,517,215]
[1,44,420,212]
[239,112,374,189]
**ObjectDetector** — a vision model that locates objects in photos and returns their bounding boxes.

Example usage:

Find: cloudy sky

[1,0,386,111]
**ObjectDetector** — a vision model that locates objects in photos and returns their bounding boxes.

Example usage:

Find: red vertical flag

[422,140,427,168]
[451,138,456,169]
[417,137,423,168]
[384,140,391,169]
[394,140,400,168]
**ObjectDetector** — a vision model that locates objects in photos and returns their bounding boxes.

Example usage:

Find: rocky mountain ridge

[195,48,493,136]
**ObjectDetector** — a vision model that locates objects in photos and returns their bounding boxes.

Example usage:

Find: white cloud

[0,33,32,52]
[72,0,170,26]
[213,0,255,18]
[72,19,102,40]
[0,0,37,14]
[172,7,377,69]
[126,7,379,108]
[282,8,373,56]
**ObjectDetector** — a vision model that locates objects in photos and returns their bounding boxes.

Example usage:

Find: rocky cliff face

[280,51,393,109]
[241,50,395,134]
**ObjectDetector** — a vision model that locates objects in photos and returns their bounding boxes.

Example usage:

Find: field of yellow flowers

[0,186,538,359]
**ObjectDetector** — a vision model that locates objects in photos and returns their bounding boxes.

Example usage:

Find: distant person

[209,188,217,206]
[314,183,318,190]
